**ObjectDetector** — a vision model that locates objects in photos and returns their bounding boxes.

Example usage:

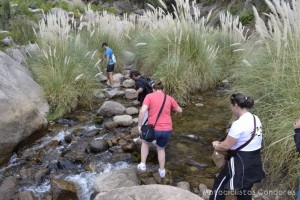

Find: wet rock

[82,129,100,137]
[110,152,134,163]
[185,160,208,169]
[19,167,36,183]
[0,50,49,165]
[121,143,135,152]
[64,134,73,144]
[132,100,140,105]
[51,179,78,200]
[90,139,109,153]
[97,101,126,117]
[0,176,18,200]
[113,115,133,126]
[93,167,140,193]
[13,190,36,200]
[126,107,139,115]
[34,168,50,184]
[62,140,88,163]
[56,118,77,126]
[130,126,139,137]
[48,160,59,170]
[177,181,191,191]
[103,121,118,130]
[58,158,78,170]
[125,89,138,100]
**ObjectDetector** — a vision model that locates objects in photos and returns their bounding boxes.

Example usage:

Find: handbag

[140,94,166,141]
[212,114,256,168]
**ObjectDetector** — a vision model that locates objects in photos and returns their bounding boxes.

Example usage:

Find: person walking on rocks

[130,69,153,105]
[137,81,182,178]
[210,93,264,200]
[102,42,115,88]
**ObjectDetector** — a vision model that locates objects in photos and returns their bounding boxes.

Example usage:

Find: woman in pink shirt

[137,81,182,178]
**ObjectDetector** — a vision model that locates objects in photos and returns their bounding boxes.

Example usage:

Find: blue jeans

[297,176,300,200]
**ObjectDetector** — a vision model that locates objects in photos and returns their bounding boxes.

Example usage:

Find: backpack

[139,76,155,94]
[112,54,116,63]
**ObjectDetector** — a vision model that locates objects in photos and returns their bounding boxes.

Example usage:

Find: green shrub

[239,9,254,25]
[1,0,10,30]
[9,17,36,44]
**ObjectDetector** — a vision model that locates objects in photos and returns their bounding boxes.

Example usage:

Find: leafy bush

[239,9,254,25]
[9,17,36,44]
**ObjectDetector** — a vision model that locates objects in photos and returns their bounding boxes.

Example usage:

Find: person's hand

[138,126,141,133]
[294,120,300,129]
[212,141,220,148]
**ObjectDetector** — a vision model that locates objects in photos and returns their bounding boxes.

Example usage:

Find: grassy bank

[232,0,300,190]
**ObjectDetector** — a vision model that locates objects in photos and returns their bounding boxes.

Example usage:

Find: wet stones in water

[185,160,208,169]
[89,139,109,153]
[57,158,79,170]
[56,118,78,126]
[51,179,78,200]
[13,191,36,200]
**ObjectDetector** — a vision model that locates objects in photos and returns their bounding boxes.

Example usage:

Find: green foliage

[239,9,254,25]
[29,37,98,120]
[106,7,117,14]
[9,17,36,44]
[1,0,11,30]
[55,1,69,11]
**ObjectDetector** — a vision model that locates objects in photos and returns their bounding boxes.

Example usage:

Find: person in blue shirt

[102,42,116,88]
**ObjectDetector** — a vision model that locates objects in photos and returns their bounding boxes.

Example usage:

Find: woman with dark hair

[210,93,264,200]
[137,81,182,178]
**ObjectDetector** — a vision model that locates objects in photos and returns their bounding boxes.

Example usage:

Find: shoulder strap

[143,94,167,126]
[154,94,167,127]
[233,114,257,152]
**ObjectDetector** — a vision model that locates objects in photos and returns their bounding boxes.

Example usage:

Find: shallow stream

[0,90,231,199]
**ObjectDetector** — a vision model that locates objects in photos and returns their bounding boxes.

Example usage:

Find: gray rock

[125,107,139,115]
[97,101,126,117]
[113,115,133,126]
[0,176,18,200]
[0,51,49,165]
[2,37,14,46]
[177,181,191,191]
[5,48,27,66]
[93,89,106,99]
[125,89,138,100]
[93,167,140,193]
[94,184,204,200]
[90,139,109,153]
[51,179,78,200]
[122,79,135,88]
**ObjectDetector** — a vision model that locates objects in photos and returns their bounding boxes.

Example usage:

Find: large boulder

[94,184,204,200]
[93,167,140,193]
[97,101,126,117]
[0,51,49,165]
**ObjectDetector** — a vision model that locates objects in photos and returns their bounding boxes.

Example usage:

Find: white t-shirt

[228,112,262,151]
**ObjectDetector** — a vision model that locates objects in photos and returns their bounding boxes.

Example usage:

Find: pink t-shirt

[143,92,180,131]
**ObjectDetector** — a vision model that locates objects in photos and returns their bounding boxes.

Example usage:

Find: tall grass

[232,0,300,189]
[29,10,98,120]
[129,0,244,103]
